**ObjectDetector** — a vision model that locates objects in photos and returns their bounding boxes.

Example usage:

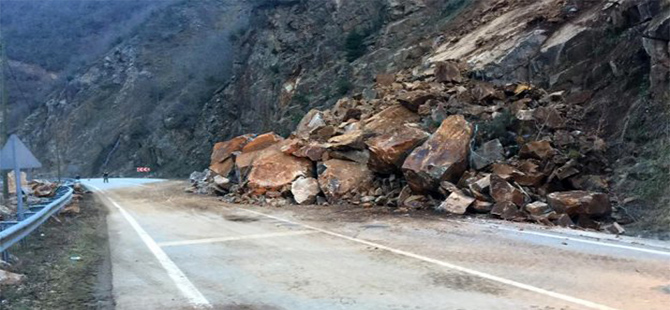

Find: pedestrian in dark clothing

[103,172,109,183]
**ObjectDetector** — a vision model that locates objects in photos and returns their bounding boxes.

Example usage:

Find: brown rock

[318,159,373,201]
[247,150,313,195]
[533,107,565,129]
[363,105,420,136]
[397,91,436,112]
[329,149,370,165]
[295,109,327,137]
[241,132,283,153]
[524,201,552,216]
[402,115,473,193]
[471,200,494,213]
[471,81,502,102]
[439,191,475,215]
[434,62,462,83]
[291,177,321,205]
[367,125,430,174]
[210,134,253,176]
[519,140,556,160]
[490,174,525,206]
[328,130,365,150]
[0,269,26,286]
[513,160,545,187]
[492,164,519,180]
[491,201,521,220]
[376,73,396,87]
[293,142,329,162]
[546,191,611,217]
[555,214,575,227]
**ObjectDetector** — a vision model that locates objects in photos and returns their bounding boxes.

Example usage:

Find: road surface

[82,178,670,310]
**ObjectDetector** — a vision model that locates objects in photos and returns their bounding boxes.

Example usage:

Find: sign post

[0,135,42,221]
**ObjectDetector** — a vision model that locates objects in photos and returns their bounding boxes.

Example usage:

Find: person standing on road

[103,171,109,183]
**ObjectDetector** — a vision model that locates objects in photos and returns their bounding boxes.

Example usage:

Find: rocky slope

[20,0,670,235]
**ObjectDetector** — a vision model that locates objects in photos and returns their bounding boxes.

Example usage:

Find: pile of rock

[190,61,618,231]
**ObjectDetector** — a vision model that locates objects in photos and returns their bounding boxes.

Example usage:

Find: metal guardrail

[0,186,74,253]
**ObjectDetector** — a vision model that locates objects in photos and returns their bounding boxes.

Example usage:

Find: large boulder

[328,130,365,150]
[397,91,436,112]
[236,134,284,177]
[247,149,313,195]
[318,159,373,201]
[291,177,321,205]
[402,115,473,193]
[210,134,254,176]
[363,105,420,136]
[546,191,611,217]
[367,125,430,174]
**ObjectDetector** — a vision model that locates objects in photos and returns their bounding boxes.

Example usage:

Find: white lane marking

[89,185,211,308]
[158,231,316,247]
[494,226,670,257]
[240,208,619,310]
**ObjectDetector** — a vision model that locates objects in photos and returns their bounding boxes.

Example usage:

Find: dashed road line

[239,208,620,310]
[158,231,316,247]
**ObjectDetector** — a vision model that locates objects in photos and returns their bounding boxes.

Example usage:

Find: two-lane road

[83,179,670,310]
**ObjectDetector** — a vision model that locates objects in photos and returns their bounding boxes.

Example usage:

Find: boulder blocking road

[83,179,670,310]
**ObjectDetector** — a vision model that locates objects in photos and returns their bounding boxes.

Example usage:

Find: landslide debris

[189,62,619,233]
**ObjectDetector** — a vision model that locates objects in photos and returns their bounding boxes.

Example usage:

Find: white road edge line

[89,185,211,309]
[239,208,619,310]
[158,231,316,247]
[494,226,670,257]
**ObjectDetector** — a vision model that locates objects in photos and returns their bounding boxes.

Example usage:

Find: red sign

[136,167,151,173]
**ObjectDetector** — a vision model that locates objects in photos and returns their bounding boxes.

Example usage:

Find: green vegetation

[336,78,353,95]
[344,30,367,62]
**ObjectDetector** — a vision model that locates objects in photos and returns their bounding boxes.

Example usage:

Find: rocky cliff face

[20,0,670,233]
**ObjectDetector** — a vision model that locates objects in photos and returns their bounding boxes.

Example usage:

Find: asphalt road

[82,178,670,310]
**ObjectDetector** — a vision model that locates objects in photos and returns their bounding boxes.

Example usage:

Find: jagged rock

[367,125,429,174]
[363,105,420,136]
[533,107,565,129]
[519,140,555,160]
[241,132,283,153]
[403,195,430,210]
[603,222,625,235]
[292,142,329,161]
[513,160,545,187]
[397,91,435,112]
[490,174,525,206]
[555,214,575,227]
[547,191,611,217]
[568,175,608,192]
[471,200,493,213]
[553,160,580,181]
[0,269,25,286]
[402,115,473,193]
[329,149,370,165]
[471,139,504,170]
[247,150,313,195]
[8,171,27,194]
[291,177,320,205]
[295,109,327,138]
[328,130,365,150]
[376,73,396,87]
[469,175,491,194]
[210,134,253,176]
[524,201,552,216]
[471,81,502,102]
[492,164,519,180]
[318,159,373,201]
[434,61,462,83]
[491,201,521,220]
[213,175,231,190]
[438,191,475,214]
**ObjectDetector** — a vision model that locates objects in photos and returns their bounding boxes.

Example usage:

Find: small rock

[438,191,475,215]
[546,191,611,217]
[491,201,521,220]
[603,222,625,235]
[471,139,504,170]
[490,174,525,206]
[291,177,320,205]
[519,140,556,160]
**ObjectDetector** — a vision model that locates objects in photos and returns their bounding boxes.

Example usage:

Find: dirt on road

[0,193,114,310]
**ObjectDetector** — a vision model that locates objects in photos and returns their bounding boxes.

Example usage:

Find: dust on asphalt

[0,193,114,310]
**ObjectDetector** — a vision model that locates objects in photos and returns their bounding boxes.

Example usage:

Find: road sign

[136,167,151,173]
[0,135,42,221]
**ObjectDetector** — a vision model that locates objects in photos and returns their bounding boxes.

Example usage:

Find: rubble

[189,62,617,231]
[0,269,25,286]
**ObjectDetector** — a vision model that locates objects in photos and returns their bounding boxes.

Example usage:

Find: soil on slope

[0,194,114,310]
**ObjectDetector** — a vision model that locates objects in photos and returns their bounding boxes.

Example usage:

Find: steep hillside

[18,0,670,234]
